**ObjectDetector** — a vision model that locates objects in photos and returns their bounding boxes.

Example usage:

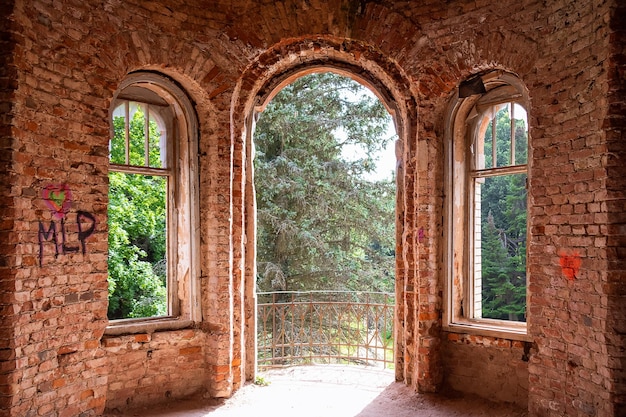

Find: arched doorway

[253,70,397,371]
[232,37,421,388]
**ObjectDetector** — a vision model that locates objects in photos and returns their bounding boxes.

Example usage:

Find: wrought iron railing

[257,291,394,370]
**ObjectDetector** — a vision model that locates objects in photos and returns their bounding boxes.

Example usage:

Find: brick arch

[230,35,423,390]
[95,29,239,109]
[235,36,418,123]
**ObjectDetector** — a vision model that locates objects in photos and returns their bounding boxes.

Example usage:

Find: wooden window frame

[105,73,200,334]
[443,71,531,340]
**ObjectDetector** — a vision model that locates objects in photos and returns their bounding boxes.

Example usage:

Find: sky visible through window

[339,86,397,182]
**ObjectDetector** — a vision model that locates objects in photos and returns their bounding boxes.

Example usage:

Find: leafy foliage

[108,107,168,319]
[254,72,396,294]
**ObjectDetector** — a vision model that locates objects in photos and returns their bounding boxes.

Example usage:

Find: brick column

[0,0,17,412]
[606,3,626,414]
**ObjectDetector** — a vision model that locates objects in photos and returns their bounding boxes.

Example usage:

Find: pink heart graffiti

[42,184,72,219]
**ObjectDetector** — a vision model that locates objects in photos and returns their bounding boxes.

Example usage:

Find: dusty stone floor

[104,365,528,417]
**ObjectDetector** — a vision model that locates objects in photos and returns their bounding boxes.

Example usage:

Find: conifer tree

[254,72,396,294]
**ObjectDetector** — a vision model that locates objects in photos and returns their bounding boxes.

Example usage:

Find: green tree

[481,211,526,321]
[254,72,396,294]
[108,106,167,319]
[480,104,527,321]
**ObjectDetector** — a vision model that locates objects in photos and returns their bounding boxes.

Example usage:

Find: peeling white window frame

[443,71,531,341]
[105,72,200,334]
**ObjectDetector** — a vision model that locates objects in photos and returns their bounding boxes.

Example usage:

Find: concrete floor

[104,365,527,417]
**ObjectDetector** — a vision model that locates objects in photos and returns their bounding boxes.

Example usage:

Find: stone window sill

[444,320,531,342]
[104,317,194,335]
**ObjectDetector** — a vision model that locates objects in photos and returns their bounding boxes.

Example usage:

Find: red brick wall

[526,1,617,416]
[606,3,626,415]
[442,334,530,407]
[102,330,208,411]
[3,1,113,414]
[0,0,240,413]
[0,1,18,414]
[1,0,624,416]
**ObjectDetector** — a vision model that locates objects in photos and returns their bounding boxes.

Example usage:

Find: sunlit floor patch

[104,365,527,417]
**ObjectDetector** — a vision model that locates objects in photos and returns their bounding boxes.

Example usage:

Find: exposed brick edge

[0,0,17,413]
[607,3,626,415]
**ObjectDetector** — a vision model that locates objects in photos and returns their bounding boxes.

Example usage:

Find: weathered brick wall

[442,334,530,407]
[1,0,624,416]
[606,3,626,415]
[101,329,208,411]
[525,1,617,416]
[4,1,112,414]
[1,0,242,414]
[0,1,18,414]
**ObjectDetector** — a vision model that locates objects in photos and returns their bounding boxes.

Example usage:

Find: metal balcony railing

[257,291,394,370]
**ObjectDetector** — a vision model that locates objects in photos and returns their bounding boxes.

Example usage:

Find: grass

[254,376,271,386]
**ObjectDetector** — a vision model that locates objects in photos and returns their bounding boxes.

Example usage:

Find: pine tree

[481,212,526,321]
[254,72,396,294]
[479,105,527,321]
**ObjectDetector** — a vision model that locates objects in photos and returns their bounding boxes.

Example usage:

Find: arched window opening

[254,71,397,368]
[445,71,530,337]
[107,73,199,325]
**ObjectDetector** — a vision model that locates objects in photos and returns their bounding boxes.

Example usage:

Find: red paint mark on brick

[202,65,220,84]
[447,333,460,342]
[559,252,581,280]
[102,338,122,348]
[208,83,231,99]
[494,339,512,348]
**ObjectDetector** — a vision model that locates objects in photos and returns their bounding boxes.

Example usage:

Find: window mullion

[145,104,150,167]
[166,172,174,317]
[471,176,482,320]
[109,163,169,176]
[491,106,497,168]
[510,103,516,165]
[473,164,526,179]
[124,101,130,165]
